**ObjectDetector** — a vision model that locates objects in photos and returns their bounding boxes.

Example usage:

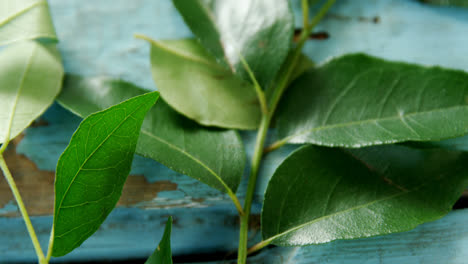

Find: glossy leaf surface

[145,217,173,264]
[144,37,261,130]
[0,41,63,144]
[0,0,57,45]
[262,144,468,246]
[172,0,294,86]
[57,75,245,193]
[52,92,159,256]
[276,54,468,148]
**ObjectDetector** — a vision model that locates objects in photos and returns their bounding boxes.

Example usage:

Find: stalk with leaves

[2,0,468,263]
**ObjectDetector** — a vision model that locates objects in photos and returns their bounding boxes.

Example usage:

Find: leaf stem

[264,0,335,154]
[239,55,269,115]
[247,238,273,255]
[263,138,288,154]
[237,1,336,262]
[230,190,245,216]
[45,227,54,262]
[302,0,309,29]
[268,0,335,114]
[237,115,271,264]
[0,153,46,263]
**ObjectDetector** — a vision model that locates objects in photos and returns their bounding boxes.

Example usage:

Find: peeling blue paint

[3,0,468,262]
[0,200,18,216]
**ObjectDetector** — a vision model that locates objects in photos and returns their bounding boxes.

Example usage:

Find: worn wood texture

[0,135,177,217]
[1,0,468,263]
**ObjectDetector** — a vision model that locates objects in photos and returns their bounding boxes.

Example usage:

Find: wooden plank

[1,0,468,262]
[3,208,468,263]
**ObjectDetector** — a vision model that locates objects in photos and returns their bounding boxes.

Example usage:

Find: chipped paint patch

[0,200,18,217]
[135,192,233,210]
[1,137,178,216]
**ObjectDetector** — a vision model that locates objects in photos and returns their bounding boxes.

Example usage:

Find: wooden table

[2,0,468,263]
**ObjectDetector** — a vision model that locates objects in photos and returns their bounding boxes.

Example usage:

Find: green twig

[237,1,336,262]
[302,0,310,29]
[268,0,336,114]
[264,0,336,154]
[237,115,271,264]
[0,154,47,263]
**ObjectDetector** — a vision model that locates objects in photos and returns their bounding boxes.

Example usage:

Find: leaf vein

[55,104,146,220]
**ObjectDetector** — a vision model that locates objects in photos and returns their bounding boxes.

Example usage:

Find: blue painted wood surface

[1,0,468,263]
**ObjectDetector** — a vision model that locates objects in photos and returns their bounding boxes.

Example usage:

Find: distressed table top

[1,0,468,263]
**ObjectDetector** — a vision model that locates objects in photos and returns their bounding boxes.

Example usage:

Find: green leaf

[288,54,315,86]
[0,0,57,46]
[172,0,294,87]
[262,144,468,246]
[266,53,314,101]
[141,37,261,130]
[57,75,245,194]
[275,53,468,148]
[51,91,159,257]
[145,217,173,264]
[0,41,63,144]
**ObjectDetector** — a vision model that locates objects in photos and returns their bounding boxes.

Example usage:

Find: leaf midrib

[149,38,227,72]
[281,104,468,145]
[0,0,47,28]
[57,96,236,193]
[55,103,147,219]
[140,129,234,193]
[2,44,37,144]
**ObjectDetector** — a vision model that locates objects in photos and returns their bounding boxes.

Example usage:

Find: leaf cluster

[1,0,468,263]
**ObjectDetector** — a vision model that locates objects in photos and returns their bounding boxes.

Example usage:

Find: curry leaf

[51,91,159,257]
[0,41,63,144]
[0,0,57,46]
[262,144,468,246]
[265,53,314,101]
[145,217,173,264]
[275,54,468,148]
[172,0,294,87]
[57,75,245,194]
[141,37,261,130]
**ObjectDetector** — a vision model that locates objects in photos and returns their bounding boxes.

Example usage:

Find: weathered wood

[1,0,468,262]
[0,135,177,217]
[3,207,468,263]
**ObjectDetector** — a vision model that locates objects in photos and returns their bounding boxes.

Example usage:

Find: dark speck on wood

[294,29,330,42]
[30,119,49,127]
[327,13,380,24]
